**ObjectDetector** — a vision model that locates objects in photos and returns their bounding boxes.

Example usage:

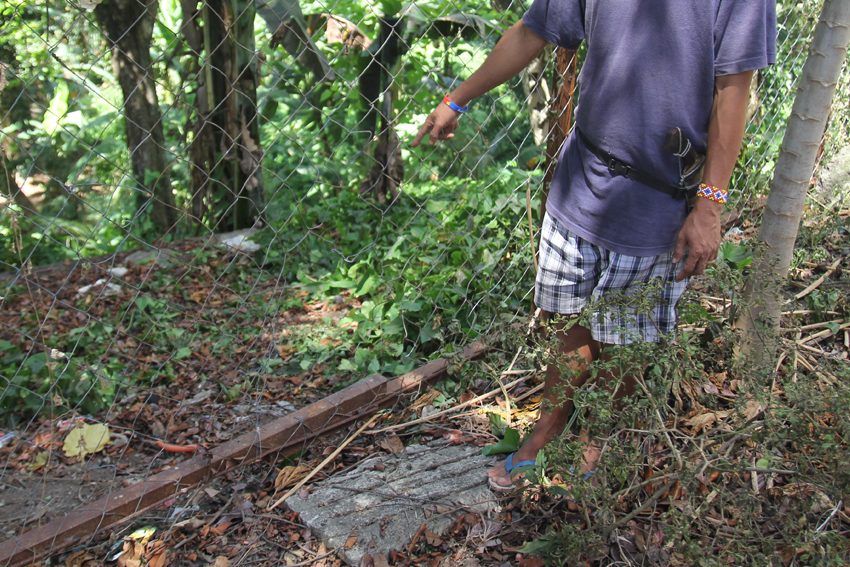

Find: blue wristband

[443,95,468,113]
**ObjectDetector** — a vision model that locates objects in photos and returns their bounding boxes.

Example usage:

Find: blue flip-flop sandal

[488,452,537,492]
[488,453,596,493]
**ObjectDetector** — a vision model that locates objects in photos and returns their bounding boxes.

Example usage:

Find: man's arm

[673,70,754,281]
[411,21,548,148]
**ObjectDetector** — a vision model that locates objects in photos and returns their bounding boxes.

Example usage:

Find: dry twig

[268,414,379,510]
[790,257,842,302]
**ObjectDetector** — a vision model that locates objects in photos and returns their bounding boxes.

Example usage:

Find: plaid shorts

[535,214,689,345]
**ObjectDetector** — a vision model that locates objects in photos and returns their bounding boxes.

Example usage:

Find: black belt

[578,128,699,200]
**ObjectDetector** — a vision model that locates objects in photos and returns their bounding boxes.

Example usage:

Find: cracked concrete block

[125,248,179,268]
[286,442,499,565]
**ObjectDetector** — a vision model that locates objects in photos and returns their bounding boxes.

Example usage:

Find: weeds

[480,237,850,565]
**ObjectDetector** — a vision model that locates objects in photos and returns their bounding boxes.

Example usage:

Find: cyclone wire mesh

[0,0,845,553]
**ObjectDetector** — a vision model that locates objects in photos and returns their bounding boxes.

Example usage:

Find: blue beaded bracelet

[443,95,468,113]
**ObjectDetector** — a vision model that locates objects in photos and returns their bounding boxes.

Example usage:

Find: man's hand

[411,103,460,148]
[673,198,722,281]
[409,21,548,149]
[673,70,753,281]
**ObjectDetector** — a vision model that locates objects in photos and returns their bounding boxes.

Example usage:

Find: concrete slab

[125,248,180,268]
[286,442,499,565]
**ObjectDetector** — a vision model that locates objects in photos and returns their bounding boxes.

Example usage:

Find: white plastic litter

[0,432,15,449]
[108,267,129,278]
[77,279,122,297]
[79,0,104,10]
[220,235,261,253]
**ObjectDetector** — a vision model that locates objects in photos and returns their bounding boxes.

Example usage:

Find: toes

[490,474,511,489]
[486,464,507,479]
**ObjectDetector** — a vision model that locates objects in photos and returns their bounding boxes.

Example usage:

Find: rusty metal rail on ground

[0,341,488,567]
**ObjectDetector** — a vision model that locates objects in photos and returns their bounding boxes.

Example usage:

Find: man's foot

[486,434,601,491]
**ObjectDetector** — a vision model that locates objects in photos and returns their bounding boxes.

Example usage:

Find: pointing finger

[411,119,433,148]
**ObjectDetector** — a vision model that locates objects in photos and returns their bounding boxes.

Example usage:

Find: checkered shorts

[535,214,689,345]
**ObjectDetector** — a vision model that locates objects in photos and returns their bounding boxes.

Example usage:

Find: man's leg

[487,321,599,488]
[487,322,642,489]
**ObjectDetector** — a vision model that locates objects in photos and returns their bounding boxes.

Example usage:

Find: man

[412,0,776,490]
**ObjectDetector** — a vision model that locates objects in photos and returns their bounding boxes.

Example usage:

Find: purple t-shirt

[523,0,776,256]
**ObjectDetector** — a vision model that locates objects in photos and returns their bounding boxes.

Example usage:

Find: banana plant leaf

[254,0,334,81]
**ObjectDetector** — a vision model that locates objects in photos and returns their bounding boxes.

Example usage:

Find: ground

[1,204,849,566]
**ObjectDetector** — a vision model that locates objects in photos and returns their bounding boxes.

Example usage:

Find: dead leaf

[208,522,232,536]
[65,551,95,567]
[211,557,231,567]
[274,465,312,491]
[372,554,390,567]
[410,389,441,411]
[424,529,442,546]
[117,542,144,567]
[276,344,297,357]
[685,412,715,432]
[379,435,404,453]
[442,430,463,442]
[318,337,343,348]
[683,410,730,434]
[147,552,169,567]
[743,399,764,421]
[359,554,374,567]
[63,423,110,459]
[325,15,371,49]
[345,530,358,549]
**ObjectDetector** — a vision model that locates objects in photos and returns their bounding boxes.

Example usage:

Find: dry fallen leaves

[63,423,110,459]
[409,389,441,412]
[274,464,313,492]
[64,550,97,567]
[344,530,358,549]
[683,410,730,434]
[379,435,404,453]
[147,550,169,567]
[423,529,442,546]
[742,399,764,421]
[117,542,145,567]
[276,344,297,357]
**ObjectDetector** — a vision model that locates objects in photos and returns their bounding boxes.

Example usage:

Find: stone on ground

[285,441,499,565]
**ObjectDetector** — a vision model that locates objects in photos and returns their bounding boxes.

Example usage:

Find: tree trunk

[95,0,178,236]
[737,0,850,359]
[187,0,265,232]
[359,17,404,203]
[522,52,551,148]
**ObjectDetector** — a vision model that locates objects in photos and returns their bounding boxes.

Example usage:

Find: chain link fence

[0,0,848,562]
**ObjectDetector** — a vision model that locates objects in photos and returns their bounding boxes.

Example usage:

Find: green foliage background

[0,0,848,419]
